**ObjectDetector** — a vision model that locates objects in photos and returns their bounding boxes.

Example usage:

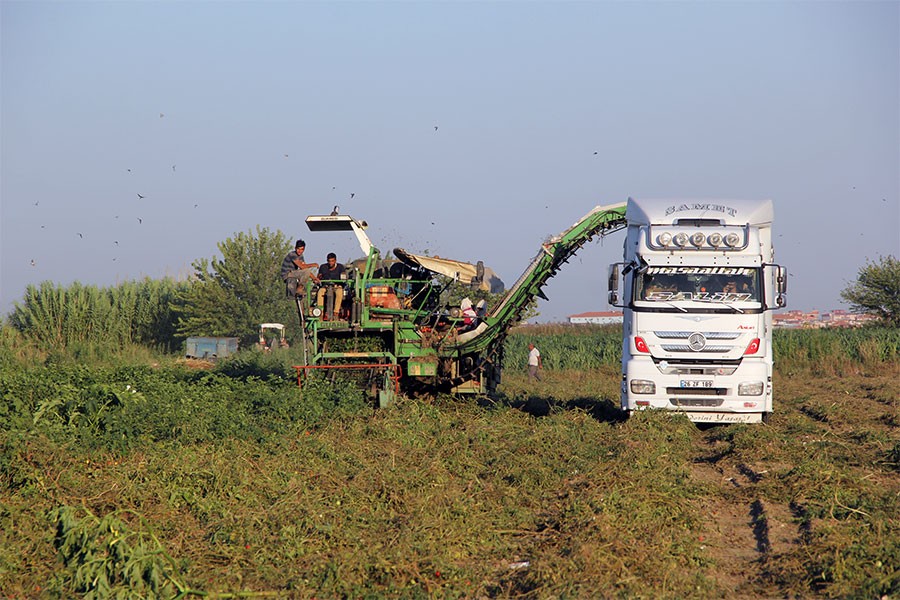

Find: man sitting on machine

[316,252,346,320]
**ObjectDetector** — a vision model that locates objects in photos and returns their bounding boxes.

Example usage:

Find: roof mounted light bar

[647,224,750,251]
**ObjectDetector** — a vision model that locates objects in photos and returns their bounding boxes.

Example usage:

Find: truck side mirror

[774,265,788,308]
[776,266,788,294]
[608,264,621,307]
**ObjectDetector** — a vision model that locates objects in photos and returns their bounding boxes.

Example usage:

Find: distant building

[568,311,623,325]
[773,309,877,328]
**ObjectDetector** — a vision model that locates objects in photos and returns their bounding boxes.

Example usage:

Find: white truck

[609,198,788,424]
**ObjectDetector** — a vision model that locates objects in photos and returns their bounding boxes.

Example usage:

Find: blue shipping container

[185,337,239,360]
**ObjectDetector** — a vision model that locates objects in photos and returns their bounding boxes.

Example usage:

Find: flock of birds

[27,120,504,268]
[25,115,891,276]
[25,113,398,269]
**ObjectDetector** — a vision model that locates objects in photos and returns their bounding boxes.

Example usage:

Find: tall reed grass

[774,327,900,375]
[506,324,899,374]
[7,278,188,354]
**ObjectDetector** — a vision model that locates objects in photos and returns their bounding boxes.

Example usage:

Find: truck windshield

[634,266,761,305]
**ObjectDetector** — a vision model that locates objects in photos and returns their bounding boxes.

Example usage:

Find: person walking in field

[527,343,542,380]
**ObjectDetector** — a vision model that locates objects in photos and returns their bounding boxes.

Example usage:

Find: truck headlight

[630,380,656,394]
[738,381,764,396]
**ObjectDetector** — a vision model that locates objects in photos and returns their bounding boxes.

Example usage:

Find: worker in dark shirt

[281,239,319,297]
[316,252,346,319]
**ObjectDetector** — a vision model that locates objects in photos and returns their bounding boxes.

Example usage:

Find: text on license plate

[680,380,713,388]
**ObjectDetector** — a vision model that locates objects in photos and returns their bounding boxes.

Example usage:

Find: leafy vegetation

[7,278,187,354]
[840,254,900,326]
[173,226,298,347]
[0,327,897,598]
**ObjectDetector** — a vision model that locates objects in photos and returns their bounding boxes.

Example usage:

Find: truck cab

[610,198,787,423]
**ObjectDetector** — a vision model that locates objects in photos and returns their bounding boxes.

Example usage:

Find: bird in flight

[350,193,355,199]
[172,165,176,172]
[159,113,165,118]
[114,241,119,245]
[33,201,39,206]
[137,193,145,199]
[434,126,438,131]
[77,233,83,238]
[331,205,340,216]
[30,259,36,267]
[137,217,142,224]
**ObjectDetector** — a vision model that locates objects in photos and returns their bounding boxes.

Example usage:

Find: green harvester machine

[292,204,627,405]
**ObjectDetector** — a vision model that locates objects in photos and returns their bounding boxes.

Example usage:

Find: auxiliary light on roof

[649,226,747,251]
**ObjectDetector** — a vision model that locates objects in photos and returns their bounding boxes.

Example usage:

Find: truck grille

[669,397,724,407]
[660,344,731,352]
[666,387,726,396]
[654,330,740,353]
[655,331,740,340]
[651,357,740,376]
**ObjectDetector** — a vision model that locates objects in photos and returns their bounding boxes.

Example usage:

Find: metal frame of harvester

[292,204,628,405]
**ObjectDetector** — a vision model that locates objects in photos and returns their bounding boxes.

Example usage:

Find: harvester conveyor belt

[451,202,627,355]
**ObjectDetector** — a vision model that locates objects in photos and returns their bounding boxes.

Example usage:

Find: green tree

[174,227,296,346]
[840,255,900,327]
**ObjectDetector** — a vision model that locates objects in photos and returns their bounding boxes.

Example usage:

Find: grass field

[1,327,898,598]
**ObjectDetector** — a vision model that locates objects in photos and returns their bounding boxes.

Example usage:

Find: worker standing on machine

[281,239,319,298]
[316,252,346,320]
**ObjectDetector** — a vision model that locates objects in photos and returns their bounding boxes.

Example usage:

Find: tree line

[5,229,899,357]
[7,227,298,352]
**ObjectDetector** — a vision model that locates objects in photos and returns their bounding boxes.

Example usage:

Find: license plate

[680,379,713,388]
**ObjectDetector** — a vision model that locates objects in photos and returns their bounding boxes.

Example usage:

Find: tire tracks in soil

[691,434,809,597]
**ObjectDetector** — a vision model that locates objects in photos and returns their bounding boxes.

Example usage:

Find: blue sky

[2,1,898,323]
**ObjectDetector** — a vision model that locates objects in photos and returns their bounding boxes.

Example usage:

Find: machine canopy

[393,248,505,293]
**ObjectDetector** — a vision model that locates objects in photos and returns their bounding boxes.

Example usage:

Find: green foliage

[505,324,622,370]
[7,278,187,353]
[840,255,900,326]
[0,358,371,451]
[1,329,897,598]
[504,324,899,375]
[774,326,900,374]
[174,226,297,347]
[213,344,312,382]
[49,506,184,598]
